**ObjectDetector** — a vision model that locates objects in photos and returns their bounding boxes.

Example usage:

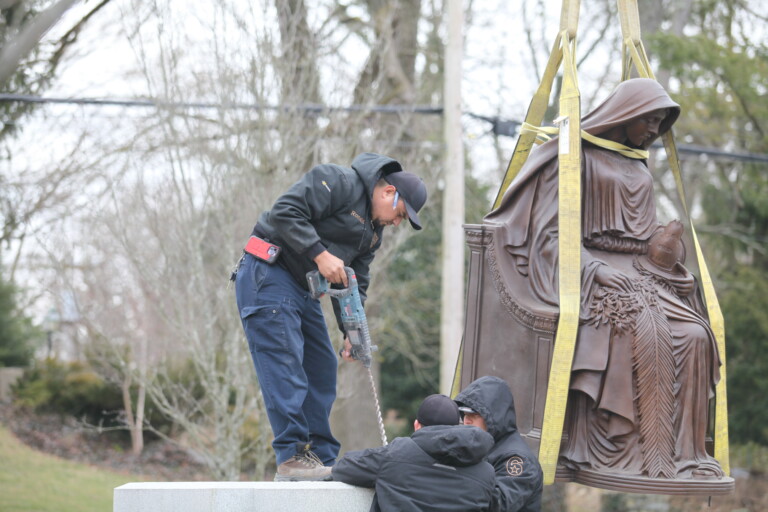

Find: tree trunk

[121,373,144,456]
[274,0,321,172]
[0,0,79,85]
[331,0,424,450]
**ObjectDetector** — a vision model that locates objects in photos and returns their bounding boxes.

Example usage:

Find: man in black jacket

[332,394,497,512]
[455,376,544,512]
[234,153,427,481]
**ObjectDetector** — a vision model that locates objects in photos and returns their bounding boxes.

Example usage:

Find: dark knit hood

[454,376,518,442]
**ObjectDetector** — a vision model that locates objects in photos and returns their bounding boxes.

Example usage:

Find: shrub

[13,359,122,424]
[0,277,38,367]
[12,358,176,441]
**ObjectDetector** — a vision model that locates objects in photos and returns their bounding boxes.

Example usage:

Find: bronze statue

[460,78,732,493]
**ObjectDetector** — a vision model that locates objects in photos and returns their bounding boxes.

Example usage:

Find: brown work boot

[274,450,332,482]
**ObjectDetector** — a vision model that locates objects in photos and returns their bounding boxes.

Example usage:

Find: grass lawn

[0,425,144,512]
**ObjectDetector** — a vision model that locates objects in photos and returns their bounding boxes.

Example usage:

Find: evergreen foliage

[13,358,122,420]
[700,165,768,445]
[12,357,175,437]
[0,275,37,367]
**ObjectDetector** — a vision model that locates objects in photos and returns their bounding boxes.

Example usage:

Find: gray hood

[454,376,518,442]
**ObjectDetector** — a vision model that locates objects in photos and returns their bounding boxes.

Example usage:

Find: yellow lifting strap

[521,122,650,159]
[484,0,583,485]
[538,28,582,486]
[618,0,730,475]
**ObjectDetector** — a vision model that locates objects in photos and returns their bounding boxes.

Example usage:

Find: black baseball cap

[384,171,427,230]
[417,394,461,426]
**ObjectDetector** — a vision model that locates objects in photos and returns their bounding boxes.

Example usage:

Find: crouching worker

[455,376,544,512]
[332,394,496,512]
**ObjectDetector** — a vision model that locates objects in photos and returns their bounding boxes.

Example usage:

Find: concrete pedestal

[114,482,374,512]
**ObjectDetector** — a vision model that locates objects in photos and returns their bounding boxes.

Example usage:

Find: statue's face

[625,108,669,149]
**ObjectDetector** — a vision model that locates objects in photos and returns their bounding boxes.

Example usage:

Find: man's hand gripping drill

[306,267,377,368]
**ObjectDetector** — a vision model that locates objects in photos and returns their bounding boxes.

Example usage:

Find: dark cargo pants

[235,253,340,465]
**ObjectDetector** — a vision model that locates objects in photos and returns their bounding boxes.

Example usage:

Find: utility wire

[0,93,443,114]
[2,93,766,164]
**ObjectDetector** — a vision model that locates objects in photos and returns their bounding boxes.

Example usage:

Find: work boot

[274,449,332,482]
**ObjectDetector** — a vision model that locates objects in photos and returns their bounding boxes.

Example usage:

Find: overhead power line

[652,142,768,164]
[1,93,766,164]
[0,93,443,115]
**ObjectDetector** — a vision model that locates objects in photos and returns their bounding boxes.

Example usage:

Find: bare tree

[26,0,441,478]
[1,0,114,269]
[0,0,80,86]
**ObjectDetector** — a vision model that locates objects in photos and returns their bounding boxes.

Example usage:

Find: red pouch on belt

[244,236,281,264]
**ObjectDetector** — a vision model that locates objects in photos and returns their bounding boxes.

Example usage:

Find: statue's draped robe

[485,79,722,478]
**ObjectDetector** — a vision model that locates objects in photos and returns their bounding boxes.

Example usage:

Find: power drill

[306,267,378,368]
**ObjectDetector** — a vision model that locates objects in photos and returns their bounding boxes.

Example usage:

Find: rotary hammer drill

[306,267,377,368]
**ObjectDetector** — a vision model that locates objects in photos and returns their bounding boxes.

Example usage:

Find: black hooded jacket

[455,377,544,512]
[252,153,403,330]
[332,425,497,512]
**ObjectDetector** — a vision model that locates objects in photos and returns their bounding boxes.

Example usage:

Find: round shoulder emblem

[505,456,524,476]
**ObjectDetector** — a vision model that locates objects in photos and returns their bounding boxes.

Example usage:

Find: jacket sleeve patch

[505,456,524,476]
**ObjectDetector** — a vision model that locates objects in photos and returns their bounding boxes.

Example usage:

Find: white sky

[30,0,552,192]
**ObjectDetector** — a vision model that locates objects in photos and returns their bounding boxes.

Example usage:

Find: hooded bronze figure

[460,78,733,494]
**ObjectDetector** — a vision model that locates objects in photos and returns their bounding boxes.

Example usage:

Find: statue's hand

[594,265,635,293]
[671,267,695,297]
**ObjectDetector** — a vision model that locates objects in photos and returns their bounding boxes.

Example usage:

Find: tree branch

[0,0,79,86]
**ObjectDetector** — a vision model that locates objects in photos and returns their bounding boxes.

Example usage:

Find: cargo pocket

[240,303,290,353]
[249,257,269,292]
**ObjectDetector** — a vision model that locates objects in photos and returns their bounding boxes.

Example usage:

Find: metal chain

[367,367,388,446]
